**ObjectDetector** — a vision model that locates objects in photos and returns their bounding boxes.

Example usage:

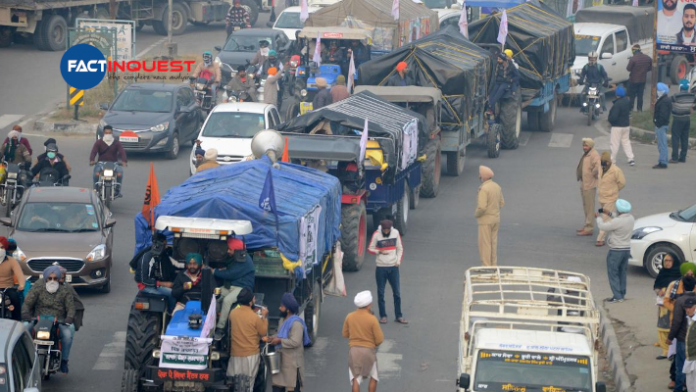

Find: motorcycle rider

[251,40,271,67]
[35,138,71,173]
[579,51,609,112]
[2,125,32,155]
[0,236,25,321]
[131,233,179,312]
[2,130,31,166]
[22,266,75,374]
[488,52,520,117]
[258,49,284,78]
[90,125,127,196]
[226,65,258,101]
[226,0,251,36]
[192,51,222,100]
[30,143,70,185]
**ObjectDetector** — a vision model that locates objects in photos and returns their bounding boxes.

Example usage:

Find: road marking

[93,331,126,370]
[518,131,531,147]
[0,114,24,130]
[136,38,167,59]
[548,133,573,148]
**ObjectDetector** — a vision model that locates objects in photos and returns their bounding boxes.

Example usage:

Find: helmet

[680,79,690,91]
[588,51,598,60]
[202,51,213,62]
[46,143,58,152]
[503,49,513,58]
[260,40,269,48]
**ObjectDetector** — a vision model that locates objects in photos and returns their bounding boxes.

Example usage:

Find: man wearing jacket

[577,139,601,236]
[368,217,406,325]
[608,86,635,166]
[596,152,626,247]
[670,79,695,163]
[215,237,256,331]
[476,165,504,266]
[597,199,635,303]
[654,83,672,169]
[668,277,696,392]
[133,233,177,312]
[626,44,652,111]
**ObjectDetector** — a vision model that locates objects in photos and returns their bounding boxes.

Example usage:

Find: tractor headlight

[632,227,662,240]
[150,122,169,132]
[87,244,107,262]
[301,89,308,97]
[582,102,588,107]
[36,331,51,340]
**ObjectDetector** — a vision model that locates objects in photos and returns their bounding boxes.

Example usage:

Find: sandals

[379,317,387,324]
[595,241,605,247]
[395,318,409,325]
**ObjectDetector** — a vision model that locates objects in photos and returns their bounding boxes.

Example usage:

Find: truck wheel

[41,14,68,51]
[91,6,111,19]
[394,182,409,236]
[340,202,367,272]
[33,19,47,50]
[487,123,501,158]
[671,56,690,85]
[304,280,321,346]
[152,21,167,35]
[446,150,465,176]
[500,100,520,149]
[538,91,557,132]
[239,0,260,26]
[420,138,440,198]
[0,27,12,48]
[121,369,140,392]
[163,3,188,36]
[124,305,161,375]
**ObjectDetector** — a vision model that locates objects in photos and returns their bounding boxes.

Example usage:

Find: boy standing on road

[368,217,407,325]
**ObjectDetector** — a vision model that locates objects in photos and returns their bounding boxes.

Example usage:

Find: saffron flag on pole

[392,0,399,20]
[458,0,468,38]
[300,0,309,22]
[347,51,356,93]
[142,162,160,229]
[497,9,508,46]
[359,118,368,163]
[312,34,322,66]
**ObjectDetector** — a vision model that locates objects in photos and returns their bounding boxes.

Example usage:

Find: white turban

[7,130,19,140]
[204,148,218,161]
[354,290,373,308]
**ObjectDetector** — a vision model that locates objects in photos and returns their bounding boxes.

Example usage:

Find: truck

[0,0,269,50]
[278,91,430,271]
[468,1,576,133]
[122,131,341,392]
[569,6,655,95]
[457,266,605,392]
[359,26,507,176]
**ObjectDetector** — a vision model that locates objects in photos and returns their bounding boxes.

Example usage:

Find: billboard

[657,0,696,53]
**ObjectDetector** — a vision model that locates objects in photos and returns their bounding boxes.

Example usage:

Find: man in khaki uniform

[596,151,626,246]
[475,166,504,266]
[577,138,601,236]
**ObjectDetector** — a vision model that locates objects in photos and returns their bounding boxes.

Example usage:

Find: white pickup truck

[569,5,654,95]
[457,267,605,392]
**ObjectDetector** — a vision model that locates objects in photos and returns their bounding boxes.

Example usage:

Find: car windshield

[677,204,696,222]
[17,203,100,232]
[474,350,592,392]
[575,34,601,57]
[224,36,274,52]
[201,112,266,138]
[275,11,304,29]
[110,89,173,113]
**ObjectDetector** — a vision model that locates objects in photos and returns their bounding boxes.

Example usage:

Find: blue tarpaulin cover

[134,157,342,263]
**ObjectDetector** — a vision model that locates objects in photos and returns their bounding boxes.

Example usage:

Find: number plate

[65,275,72,283]
[33,340,54,345]
[120,136,139,143]
[234,26,240,31]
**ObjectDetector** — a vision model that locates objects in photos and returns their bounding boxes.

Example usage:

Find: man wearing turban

[577,138,601,236]
[475,165,504,266]
[343,291,384,392]
[171,253,210,311]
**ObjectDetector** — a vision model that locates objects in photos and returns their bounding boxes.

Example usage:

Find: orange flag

[142,162,161,228]
[281,137,290,163]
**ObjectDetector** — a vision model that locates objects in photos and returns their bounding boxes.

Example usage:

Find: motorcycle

[30,316,63,380]
[0,162,26,218]
[33,167,70,187]
[582,83,602,126]
[189,76,217,113]
[223,87,255,103]
[94,161,120,209]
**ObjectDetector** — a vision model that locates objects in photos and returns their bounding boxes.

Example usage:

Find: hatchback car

[0,187,116,293]
[98,83,201,159]
[630,203,696,277]
[0,319,41,392]
[214,28,291,83]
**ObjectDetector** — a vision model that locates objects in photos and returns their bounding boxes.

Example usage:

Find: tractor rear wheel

[340,202,367,272]
[124,305,161,376]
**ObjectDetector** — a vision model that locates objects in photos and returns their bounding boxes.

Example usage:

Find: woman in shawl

[656,253,682,359]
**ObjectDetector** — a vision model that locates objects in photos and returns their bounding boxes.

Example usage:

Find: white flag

[347,51,356,93]
[497,9,508,46]
[392,0,399,20]
[312,34,322,66]
[459,0,469,38]
[359,118,368,163]
[300,0,309,22]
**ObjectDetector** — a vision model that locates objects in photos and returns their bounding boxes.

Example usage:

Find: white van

[270,6,320,40]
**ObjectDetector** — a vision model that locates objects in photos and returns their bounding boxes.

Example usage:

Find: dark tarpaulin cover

[575,6,655,44]
[133,157,342,263]
[278,90,429,171]
[357,26,492,133]
[468,1,575,102]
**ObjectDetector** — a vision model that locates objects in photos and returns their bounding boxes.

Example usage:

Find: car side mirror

[105,218,116,228]
[458,373,470,390]
[596,382,607,392]
[601,52,613,60]
[214,46,222,52]
[266,21,274,27]
[0,217,12,227]
[99,102,109,110]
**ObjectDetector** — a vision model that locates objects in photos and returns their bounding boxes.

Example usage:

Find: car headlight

[632,226,662,240]
[87,244,107,262]
[300,89,308,97]
[13,247,26,262]
[150,122,169,132]
[36,331,51,340]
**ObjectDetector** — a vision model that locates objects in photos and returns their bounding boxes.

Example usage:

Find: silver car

[0,319,41,391]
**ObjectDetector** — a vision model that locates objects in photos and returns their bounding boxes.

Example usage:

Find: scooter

[94,161,120,209]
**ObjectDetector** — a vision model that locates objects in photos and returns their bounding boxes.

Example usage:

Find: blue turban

[186,253,203,265]
[616,199,632,213]
[43,265,63,280]
[615,86,626,98]
[657,83,669,94]
[281,292,299,314]
[195,148,205,157]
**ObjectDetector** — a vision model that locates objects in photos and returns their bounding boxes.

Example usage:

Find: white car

[270,6,320,40]
[190,103,281,175]
[630,203,696,277]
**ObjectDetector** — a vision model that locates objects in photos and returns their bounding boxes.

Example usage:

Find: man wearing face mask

[193,51,222,99]
[258,49,284,78]
[2,130,32,165]
[226,65,258,101]
[368,216,406,325]
[22,266,76,374]
[30,143,70,185]
[596,199,635,304]
[214,237,256,332]
[2,125,32,155]
[251,40,271,67]
[595,152,626,247]
[132,233,178,312]
[475,166,504,267]
[35,138,71,172]
[90,125,127,195]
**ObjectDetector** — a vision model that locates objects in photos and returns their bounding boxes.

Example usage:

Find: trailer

[0,0,269,50]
